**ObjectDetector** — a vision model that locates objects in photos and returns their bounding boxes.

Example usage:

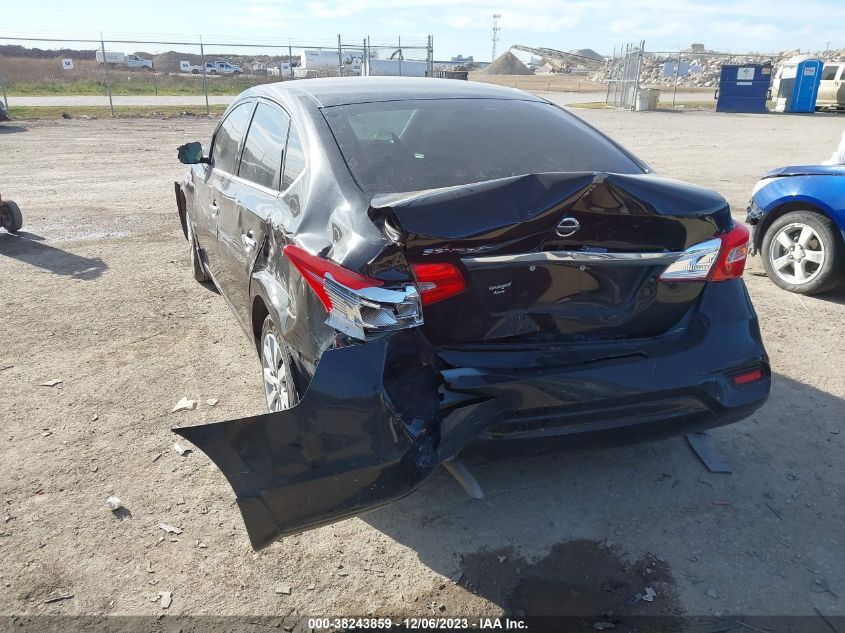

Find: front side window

[821,65,841,81]
[322,99,644,194]
[239,103,291,190]
[212,102,254,175]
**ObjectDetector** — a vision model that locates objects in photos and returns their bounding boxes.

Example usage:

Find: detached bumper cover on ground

[175,278,768,550]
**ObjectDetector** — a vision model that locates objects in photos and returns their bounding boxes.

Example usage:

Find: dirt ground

[1,105,844,628]
[469,72,603,92]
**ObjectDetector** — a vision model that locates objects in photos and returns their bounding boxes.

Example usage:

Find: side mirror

[177,142,208,165]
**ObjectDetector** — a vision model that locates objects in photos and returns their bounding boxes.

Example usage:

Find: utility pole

[491,14,501,62]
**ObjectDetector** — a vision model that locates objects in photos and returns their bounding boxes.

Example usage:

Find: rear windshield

[322,98,644,194]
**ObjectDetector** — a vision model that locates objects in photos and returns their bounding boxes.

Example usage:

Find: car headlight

[751,177,778,197]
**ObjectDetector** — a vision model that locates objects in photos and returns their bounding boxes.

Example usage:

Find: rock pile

[589,48,845,88]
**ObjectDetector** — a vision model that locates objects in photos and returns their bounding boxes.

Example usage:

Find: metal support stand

[443,460,485,499]
[687,432,732,473]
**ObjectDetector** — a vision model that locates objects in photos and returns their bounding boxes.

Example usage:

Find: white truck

[179,61,204,74]
[95,51,154,70]
[205,61,242,75]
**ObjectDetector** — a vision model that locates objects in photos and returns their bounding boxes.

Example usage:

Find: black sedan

[174,78,770,548]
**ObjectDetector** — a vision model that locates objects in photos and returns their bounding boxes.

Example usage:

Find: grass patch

[8,104,227,120]
[566,102,612,109]
[5,77,274,97]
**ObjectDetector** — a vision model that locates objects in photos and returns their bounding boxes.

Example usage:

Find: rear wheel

[186,221,210,283]
[260,316,299,412]
[761,210,842,294]
[1,200,23,233]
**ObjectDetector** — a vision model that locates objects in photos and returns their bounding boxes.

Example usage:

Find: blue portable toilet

[715,64,772,113]
[773,56,824,113]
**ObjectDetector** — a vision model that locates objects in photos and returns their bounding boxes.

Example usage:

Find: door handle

[241,232,257,251]
[209,201,219,217]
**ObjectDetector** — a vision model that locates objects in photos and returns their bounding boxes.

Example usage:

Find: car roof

[244,77,547,108]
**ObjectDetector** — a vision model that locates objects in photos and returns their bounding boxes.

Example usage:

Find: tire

[761,210,843,294]
[186,221,210,283]
[259,315,299,412]
[1,200,23,233]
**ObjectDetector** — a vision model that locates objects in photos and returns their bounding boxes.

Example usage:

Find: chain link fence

[604,41,644,109]
[0,33,434,116]
[599,42,794,110]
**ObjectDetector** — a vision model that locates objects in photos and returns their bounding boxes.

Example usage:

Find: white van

[817,62,845,109]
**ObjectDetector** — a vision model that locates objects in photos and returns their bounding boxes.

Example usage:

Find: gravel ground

[0,107,843,626]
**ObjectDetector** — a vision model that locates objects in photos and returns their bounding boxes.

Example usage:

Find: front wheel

[761,210,842,294]
[260,316,299,412]
[1,200,23,233]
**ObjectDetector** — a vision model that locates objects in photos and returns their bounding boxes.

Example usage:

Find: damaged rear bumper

[176,280,768,549]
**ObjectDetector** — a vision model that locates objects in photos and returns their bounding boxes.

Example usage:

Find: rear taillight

[411,263,467,306]
[283,244,383,311]
[284,244,422,340]
[710,223,750,282]
[658,223,749,282]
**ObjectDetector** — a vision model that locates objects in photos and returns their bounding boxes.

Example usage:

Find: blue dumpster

[715,64,772,113]
[773,56,823,113]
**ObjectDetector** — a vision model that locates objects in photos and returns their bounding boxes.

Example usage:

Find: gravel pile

[589,48,845,88]
[484,51,534,75]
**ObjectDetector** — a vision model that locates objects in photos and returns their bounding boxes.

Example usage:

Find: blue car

[747,164,845,294]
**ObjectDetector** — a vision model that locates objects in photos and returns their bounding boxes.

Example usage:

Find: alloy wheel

[261,330,292,412]
[768,222,826,286]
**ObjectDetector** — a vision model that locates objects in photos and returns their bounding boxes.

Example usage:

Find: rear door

[216,101,291,327]
[837,65,845,106]
[195,101,254,281]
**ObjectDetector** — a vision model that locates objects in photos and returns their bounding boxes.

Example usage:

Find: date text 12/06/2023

[306,617,528,630]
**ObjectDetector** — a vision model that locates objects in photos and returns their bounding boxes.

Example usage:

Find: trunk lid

[370,172,731,345]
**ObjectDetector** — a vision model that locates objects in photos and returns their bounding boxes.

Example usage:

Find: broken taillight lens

[283,244,383,311]
[411,263,467,306]
[658,223,749,282]
[283,244,423,340]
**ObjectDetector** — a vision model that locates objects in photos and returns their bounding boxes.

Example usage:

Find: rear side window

[213,102,254,175]
[322,99,644,194]
[282,126,306,190]
[821,65,841,81]
[239,103,291,190]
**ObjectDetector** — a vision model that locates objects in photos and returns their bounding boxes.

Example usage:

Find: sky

[2,0,844,61]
